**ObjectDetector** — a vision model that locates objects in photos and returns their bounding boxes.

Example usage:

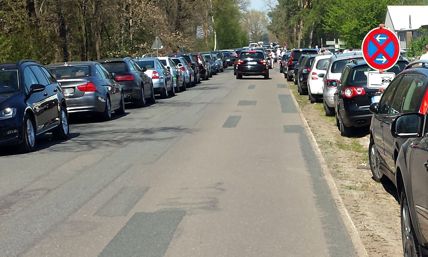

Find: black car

[296,55,316,95]
[285,48,318,81]
[369,60,427,183]
[279,52,290,74]
[0,60,69,152]
[48,62,125,121]
[191,53,209,80]
[99,58,154,107]
[235,50,269,79]
[392,111,428,257]
[335,59,408,136]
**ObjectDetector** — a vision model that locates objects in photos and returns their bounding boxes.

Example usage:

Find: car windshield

[304,57,315,68]
[203,55,212,61]
[171,58,181,65]
[0,69,19,94]
[348,65,373,85]
[135,60,155,70]
[49,65,91,79]
[102,62,128,74]
[240,52,264,59]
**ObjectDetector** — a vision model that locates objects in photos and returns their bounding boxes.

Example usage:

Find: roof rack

[405,60,428,70]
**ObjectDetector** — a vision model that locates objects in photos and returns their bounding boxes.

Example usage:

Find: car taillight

[115,74,134,82]
[237,60,244,65]
[152,71,160,79]
[77,82,97,92]
[341,86,366,99]
[419,90,428,114]
[311,72,318,80]
[287,56,293,66]
[259,60,267,65]
[325,79,340,88]
[180,66,186,72]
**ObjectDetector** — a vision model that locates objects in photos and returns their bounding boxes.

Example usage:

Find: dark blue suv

[0,60,69,152]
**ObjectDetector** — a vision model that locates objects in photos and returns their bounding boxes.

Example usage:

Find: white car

[307,55,331,103]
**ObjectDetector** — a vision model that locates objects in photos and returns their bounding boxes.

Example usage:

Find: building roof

[386,5,428,31]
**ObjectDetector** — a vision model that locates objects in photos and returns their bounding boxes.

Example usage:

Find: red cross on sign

[362,27,400,71]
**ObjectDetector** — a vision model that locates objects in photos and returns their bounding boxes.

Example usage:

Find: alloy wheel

[402,194,419,257]
[26,119,35,148]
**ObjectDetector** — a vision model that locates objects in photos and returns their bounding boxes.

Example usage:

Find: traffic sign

[362,27,400,71]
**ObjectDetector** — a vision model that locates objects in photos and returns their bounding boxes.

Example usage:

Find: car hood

[0,92,20,106]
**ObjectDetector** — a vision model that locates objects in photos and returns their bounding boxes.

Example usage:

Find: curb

[287,83,369,257]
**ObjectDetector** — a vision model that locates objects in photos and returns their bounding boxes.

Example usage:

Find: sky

[249,0,276,11]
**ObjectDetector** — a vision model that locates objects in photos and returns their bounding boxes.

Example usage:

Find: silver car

[135,58,174,98]
[48,62,125,121]
[158,57,186,92]
[171,57,193,87]
[322,52,363,116]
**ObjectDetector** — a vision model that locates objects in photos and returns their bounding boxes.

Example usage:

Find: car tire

[53,106,70,140]
[308,87,316,103]
[161,83,169,98]
[102,97,112,121]
[116,94,126,115]
[236,73,242,79]
[287,73,292,81]
[19,114,36,153]
[181,80,187,91]
[264,72,269,79]
[150,84,156,104]
[369,139,383,182]
[401,190,422,257]
[338,115,352,137]
[323,99,335,116]
[137,87,146,107]
[298,80,304,95]
[168,83,175,97]
[280,66,283,73]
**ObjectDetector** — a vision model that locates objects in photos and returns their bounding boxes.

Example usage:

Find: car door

[409,132,428,239]
[95,64,119,109]
[23,66,50,132]
[130,60,150,96]
[99,64,122,107]
[383,75,425,172]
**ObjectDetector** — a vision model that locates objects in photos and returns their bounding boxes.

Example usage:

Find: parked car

[335,59,408,136]
[172,54,200,85]
[391,111,428,257]
[285,48,318,81]
[212,51,226,70]
[158,57,186,92]
[221,50,237,67]
[48,62,125,121]
[369,60,426,183]
[200,54,213,78]
[296,55,317,95]
[201,53,218,75]
[235,50,269,79]
[171,57,193,87]
[191,53,209,80]
[99,58,154,107]
[0,60,69,152]
[323,52,363,116]
[279,52,290,74]
[307,55,331,103]
[294,55,307,85]
[134,58,174,98]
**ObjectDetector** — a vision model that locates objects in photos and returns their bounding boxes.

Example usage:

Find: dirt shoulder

[287,82,402,257]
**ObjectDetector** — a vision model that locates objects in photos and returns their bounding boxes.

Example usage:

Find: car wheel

[150,84,156,104]
[264,71,269,79]
[369,139,383,182]
[323,99,335,116]
[102,97,112,121]
[338,115,352,137]
[308,88,316,103]
[137,87,146,107]
[116,93,126,115]
[298,80,303,95]
[401,190,422,257]
[161,83,169,98]
[236,73,242,79]
[53,106,70,140]
[181,80,187,91]
[169,82,175,97]
[280,66,283,73]
[19,114,36,153]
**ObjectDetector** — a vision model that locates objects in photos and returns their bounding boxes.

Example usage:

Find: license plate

[248,62,257,65]
[63,88,74,95]
[371,95,381,103]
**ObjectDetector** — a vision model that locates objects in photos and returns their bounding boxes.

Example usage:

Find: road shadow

[380,176,399,202]
[69,112,130,124]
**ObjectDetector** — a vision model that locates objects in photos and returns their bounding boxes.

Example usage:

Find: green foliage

[408,27,428,57]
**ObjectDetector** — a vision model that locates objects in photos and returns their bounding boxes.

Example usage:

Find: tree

[243,10,268,42]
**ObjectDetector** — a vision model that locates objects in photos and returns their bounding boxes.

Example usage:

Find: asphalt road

[0,68,358,257]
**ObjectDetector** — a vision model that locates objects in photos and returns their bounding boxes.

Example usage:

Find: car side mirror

[167,66,171,71]
[110,72,116,79]
[318,73,325,78]
[391,113,423,138]
[369,102,379,114]
[30,84,45,93]
[142,67,147,72]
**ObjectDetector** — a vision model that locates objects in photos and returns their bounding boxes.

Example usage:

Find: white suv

[307,55,331,103]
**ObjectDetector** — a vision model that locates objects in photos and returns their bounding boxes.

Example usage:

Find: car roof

[48,61,98,67]
[98,58,129,63]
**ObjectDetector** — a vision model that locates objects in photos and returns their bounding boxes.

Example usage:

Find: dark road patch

[99,210,185,257]
[223,116,241,128]
[248,85,256,90]
[96,187,148,217]
[278,95,297,113]
[283,125,303,134]
[238,100,257,106]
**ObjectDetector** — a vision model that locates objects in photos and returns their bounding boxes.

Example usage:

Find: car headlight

[0,107,17,120]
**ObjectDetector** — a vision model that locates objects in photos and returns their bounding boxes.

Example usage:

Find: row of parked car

[0,50,237,153]
[280,48,428,256]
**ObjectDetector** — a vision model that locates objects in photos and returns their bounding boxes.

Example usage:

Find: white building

[385,5,428,50]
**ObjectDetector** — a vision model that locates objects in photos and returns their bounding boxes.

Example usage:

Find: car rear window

[240,51,264,59]
[171,58,181,65]
[316,59,330,70]
[292,50,317,60]
[135,60,155,70]
[348,65,372,85]
[159,60,167,66]
[49,65,91,79]
[0,69,19,93]
[101,62,128,74]
[304,57,315,68]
